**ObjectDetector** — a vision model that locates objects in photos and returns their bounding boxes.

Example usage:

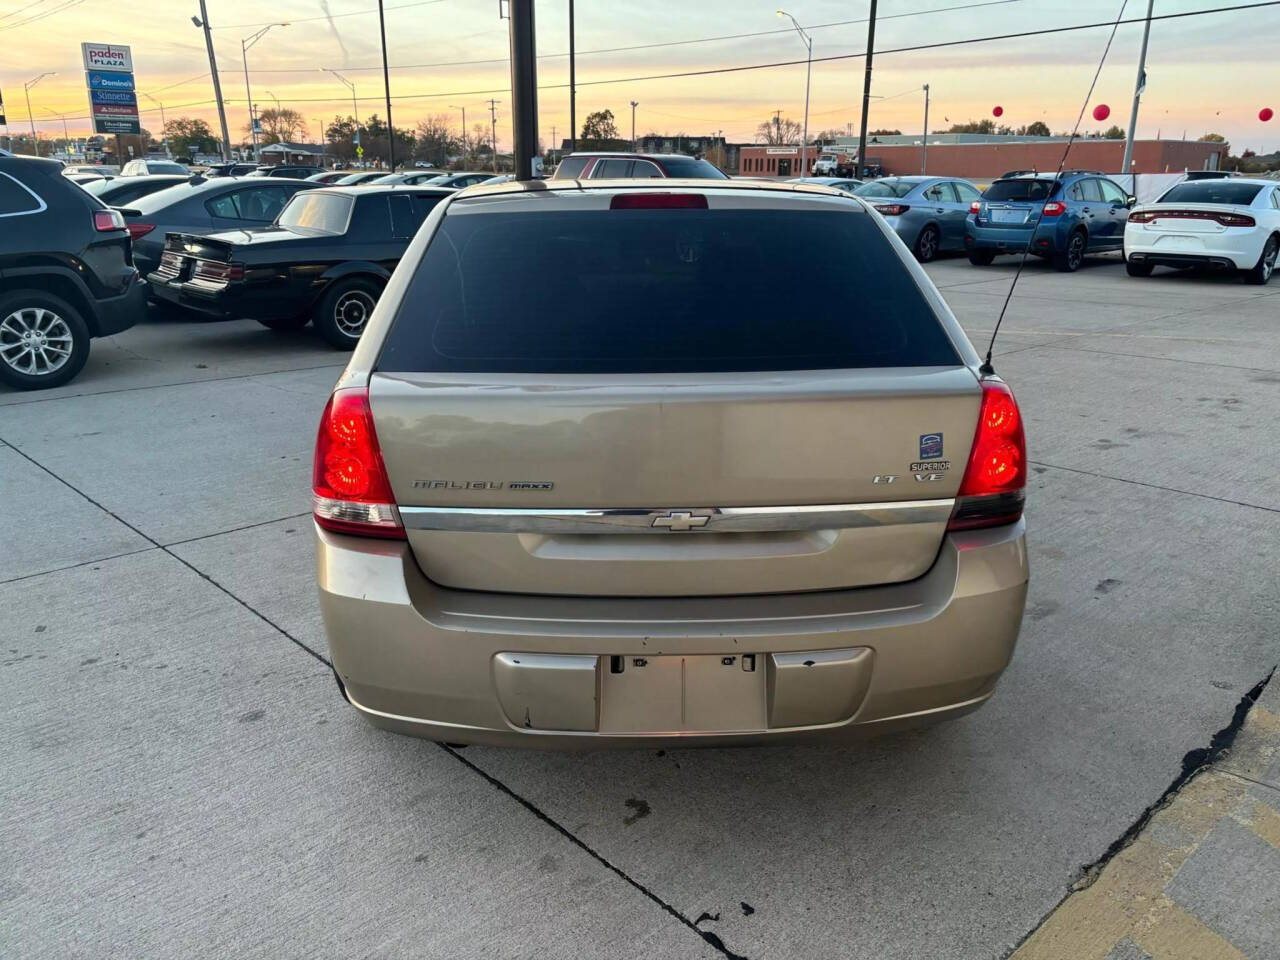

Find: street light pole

[325,70,360,164]
[568,0,576,152]
[630,100,638,150]
[1122,0,1155,177]
[777,10,812,175]
[43,108,70,156]
[142,93,170,157]
[23,72,55,158]
[242,23,288,162]
[921,84,929,174]
[856,0,878,179]
[193,1,232,161]
[449,104,467,164]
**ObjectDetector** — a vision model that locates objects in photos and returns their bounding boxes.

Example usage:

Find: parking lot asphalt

[3,256,1278,959]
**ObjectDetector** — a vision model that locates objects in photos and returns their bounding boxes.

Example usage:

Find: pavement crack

[1073,665,1275,890]
[1029,460,1280,515]
[439,744,750,960]
[0,436,331,667]
[0,546,158,584]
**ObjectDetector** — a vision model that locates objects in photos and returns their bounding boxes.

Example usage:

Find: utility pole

[508,0,537,180]
[376,0,396,171]
[142,94,170,157]
[568,0,577,152]
[195,0,233,161]
[487,98,500,173]
[551,124,556,161]
[921,84,929,174]
[630,100,638,150]
[449,104,467,163]
[773,109,781,143]
[242,24,288,163]
[1122,0,1154,176]
[856,0,879,179]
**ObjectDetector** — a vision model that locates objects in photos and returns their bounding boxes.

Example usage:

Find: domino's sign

[82,43,133,72]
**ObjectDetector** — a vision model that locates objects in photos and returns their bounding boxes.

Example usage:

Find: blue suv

[965,172,1134,271]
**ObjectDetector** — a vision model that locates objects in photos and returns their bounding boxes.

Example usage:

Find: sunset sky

[2,0,1277,154]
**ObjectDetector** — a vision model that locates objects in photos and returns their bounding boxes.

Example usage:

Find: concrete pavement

[2,256,1277,958]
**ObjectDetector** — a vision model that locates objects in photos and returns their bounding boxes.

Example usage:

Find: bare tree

[414,114,456,167]
[755,116,802,145]
[247,107,306,145]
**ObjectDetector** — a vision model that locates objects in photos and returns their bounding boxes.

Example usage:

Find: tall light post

[921,84,929,174]
[777,10,812,176]
[192,3,232,160]
[630,100,638,150]
[1122,0,1155,177]
[242,22,289,162]
[324,69,360,165]
[449,104,467,163]
[24,72,56,157]
[142,93,170,157]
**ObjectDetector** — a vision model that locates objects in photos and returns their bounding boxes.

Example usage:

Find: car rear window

[853,179,914,199]
[553,156,590,179]
[0,172,45,216]
[278,192,353,234]
[377,205,959,374]
[983,179,1060,201]
[1156,181,1264,205]
[659,156,729,179]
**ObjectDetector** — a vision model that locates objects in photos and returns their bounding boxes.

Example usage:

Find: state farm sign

[81,43,133,73]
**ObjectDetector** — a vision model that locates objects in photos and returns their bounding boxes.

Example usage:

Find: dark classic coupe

[145,186,452,347]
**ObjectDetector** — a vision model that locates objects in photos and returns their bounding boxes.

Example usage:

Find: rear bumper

[1124,231,1260,270]
[317,520,1029,748]
[91,272,147,337]
[146,274,235,318]
[965,221,1058,254]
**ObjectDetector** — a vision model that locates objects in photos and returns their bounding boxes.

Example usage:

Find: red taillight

[126,222,156,240]
[194,260,244,282]
[1040,201,1066,217]
[948,379,1026,532]
[873,203,910,216]
[94,209,126,232]
[312,388,405,539]
[610,193,708,210]
[969,200,981,215]
[1128,209,1255,227]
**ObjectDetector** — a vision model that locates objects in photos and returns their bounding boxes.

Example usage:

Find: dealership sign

[82,42,139,135]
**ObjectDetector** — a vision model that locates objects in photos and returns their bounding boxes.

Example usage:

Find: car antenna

[981,0,1130,377]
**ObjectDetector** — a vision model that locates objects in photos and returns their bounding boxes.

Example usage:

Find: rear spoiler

[163,232,237,263]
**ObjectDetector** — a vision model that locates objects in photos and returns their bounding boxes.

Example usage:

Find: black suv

[0,157,145,390]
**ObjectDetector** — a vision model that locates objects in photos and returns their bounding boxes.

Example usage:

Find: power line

[210,0,446,30]
[0,0,85,31]
[0,0,54,23]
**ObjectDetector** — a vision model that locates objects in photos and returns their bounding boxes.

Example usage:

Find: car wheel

[314,278,380,350]
[1242,234,1278,285]
[1054,230,1086,272]
[257,314,311,332]
[914,225,940,263]
[0,290,91,391]
[1125,260,1154,277]
[967,249,996,266]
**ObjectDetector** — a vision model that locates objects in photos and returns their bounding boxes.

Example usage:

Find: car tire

[967,249,996,266]
[0,290,91,391]
[313,277,381,350]
[914,225,941,263]
[257,314,311,332]
[1125,260,1154,277]
[1054,230,1087,272]
[1242,234,1278,285]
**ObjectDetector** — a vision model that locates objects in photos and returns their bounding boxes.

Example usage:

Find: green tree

[1021,120,1051,137]
[868,128,902,136]
[164,117,218,157]
[937,118,996,134]
[580,109,619,148]
[1101,125,1125,139]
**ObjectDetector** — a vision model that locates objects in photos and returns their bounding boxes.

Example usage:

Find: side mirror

[1126,196,1137,208]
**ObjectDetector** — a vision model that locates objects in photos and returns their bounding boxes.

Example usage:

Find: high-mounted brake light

[873,203,910,216]
[1040,201,1067,217]
[969,200,981,215]
[93,209,126,232]
[948,379,1026,532]
[312,388,405,539]
[126,222,156,240]
[610,193,708,210]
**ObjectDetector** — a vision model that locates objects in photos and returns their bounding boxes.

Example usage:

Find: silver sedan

[853,176,984,262]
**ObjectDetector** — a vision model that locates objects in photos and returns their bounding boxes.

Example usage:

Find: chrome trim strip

[398,500,954,534]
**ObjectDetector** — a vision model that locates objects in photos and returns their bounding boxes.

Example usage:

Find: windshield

[659,156,729,179]
[276,192,353,234]
[1157,181,1264,205]
[378,206,958,374]
[148,162,187,175]
[853,179,915,198]
[983,179,1061,202]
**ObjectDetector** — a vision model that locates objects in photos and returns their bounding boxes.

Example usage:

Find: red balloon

[1261,107,1275,122]
[992,105,1004,118]
[1092,103,1111,122]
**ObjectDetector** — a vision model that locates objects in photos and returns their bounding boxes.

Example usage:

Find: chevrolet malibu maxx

[314,179,1029,747]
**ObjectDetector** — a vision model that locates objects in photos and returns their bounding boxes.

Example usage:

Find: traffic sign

[356,145,364,158]
[86,70,134,92]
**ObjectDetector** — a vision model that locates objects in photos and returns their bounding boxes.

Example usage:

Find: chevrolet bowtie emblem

[651,511,710,531]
